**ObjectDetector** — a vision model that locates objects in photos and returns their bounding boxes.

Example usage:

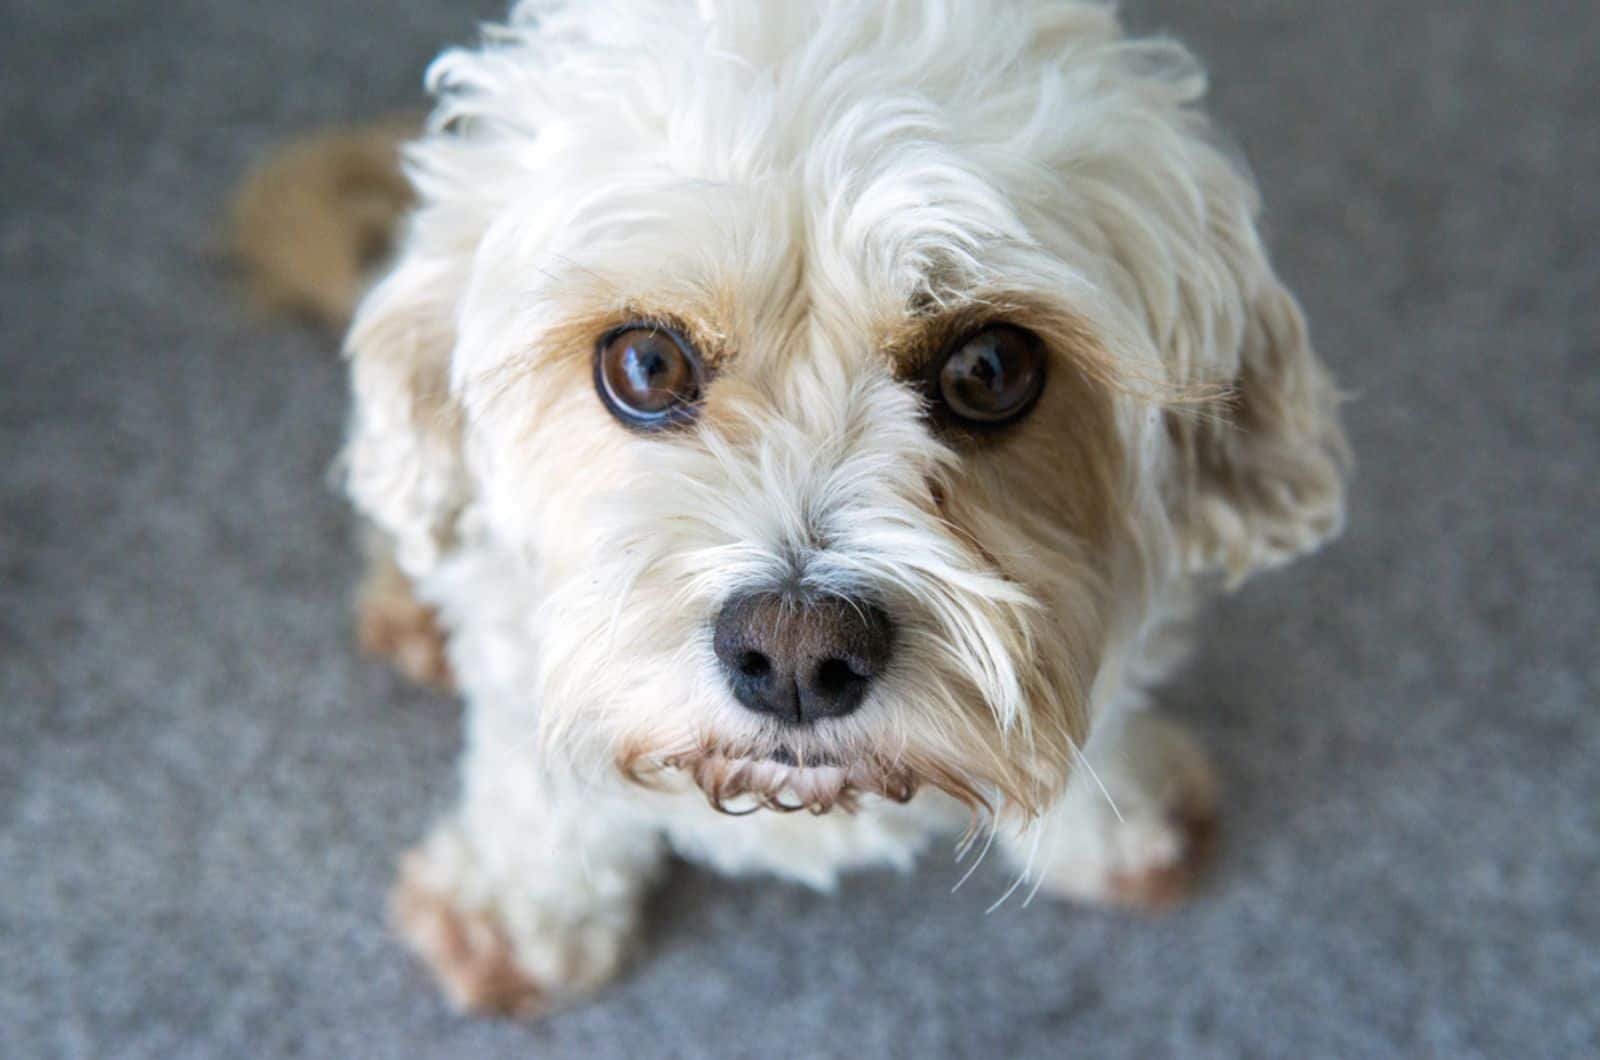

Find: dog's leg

[355,535,453,691]
[389,740,665,1017]
[1004,710,1219,909]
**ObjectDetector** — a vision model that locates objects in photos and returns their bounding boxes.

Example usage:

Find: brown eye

[933,324,1046,425]
[595,325,704,428]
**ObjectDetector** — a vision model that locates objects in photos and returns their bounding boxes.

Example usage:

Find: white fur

[347,0,1346,1013]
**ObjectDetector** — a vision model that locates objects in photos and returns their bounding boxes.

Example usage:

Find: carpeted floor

[3,2,1596,1057]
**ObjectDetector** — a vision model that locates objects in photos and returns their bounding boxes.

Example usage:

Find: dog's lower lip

[764,746,838,768]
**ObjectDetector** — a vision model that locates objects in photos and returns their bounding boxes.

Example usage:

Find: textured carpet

[3,1,1596,1057]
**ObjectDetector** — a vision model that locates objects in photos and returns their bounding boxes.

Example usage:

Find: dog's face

[344,2,1346,819]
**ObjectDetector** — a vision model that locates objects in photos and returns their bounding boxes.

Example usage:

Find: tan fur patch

[356,546,453,691]
[1104,803,1220,910]
[877,299,1129,551]
[226,116,419,329]
[389,854,545,1018]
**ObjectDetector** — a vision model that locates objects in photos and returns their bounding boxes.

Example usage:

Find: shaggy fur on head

[235,0,1346,1017]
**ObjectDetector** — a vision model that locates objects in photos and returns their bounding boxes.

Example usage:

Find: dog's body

[239,0,1346,1015]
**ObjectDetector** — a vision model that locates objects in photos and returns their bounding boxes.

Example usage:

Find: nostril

[813,657,861,696]
[738,651,771,679]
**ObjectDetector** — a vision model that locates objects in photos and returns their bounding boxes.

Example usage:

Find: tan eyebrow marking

[880,294,1204,409]
[878,304,998,379]
[879,295,1079,382]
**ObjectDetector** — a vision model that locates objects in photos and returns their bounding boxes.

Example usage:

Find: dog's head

[344,1,1346,818]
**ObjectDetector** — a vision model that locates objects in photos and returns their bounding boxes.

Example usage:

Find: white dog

[240,0,1347,1016]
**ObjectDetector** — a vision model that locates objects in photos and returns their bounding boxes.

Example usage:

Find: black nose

[712,591,893,725]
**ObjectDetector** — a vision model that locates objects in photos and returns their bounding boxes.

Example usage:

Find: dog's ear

[342,245,471,577]
[1166,248,1349,585]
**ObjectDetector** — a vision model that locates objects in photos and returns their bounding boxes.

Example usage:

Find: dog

[232,0,1347,1017]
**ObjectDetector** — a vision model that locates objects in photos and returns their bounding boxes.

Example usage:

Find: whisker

[985,822,1039,914]
[1021,842,1054,907]
[952,814,998,893]
[1074,741,1122,823]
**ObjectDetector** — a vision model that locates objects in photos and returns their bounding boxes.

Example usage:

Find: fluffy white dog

[241,0,1347,1015]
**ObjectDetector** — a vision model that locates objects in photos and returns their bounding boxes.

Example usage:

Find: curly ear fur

[225,119,476,691]
[227,118,471,577]
[1169,266,1349,585]
[224,118,467,573]
[1116,113,1350,586]
[342,248,470,577]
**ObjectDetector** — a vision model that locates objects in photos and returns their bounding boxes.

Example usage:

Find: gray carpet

[3,1,1596,1057]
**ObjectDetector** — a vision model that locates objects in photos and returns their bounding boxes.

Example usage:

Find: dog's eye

[932,325,1046,426]
[595,325,704,429]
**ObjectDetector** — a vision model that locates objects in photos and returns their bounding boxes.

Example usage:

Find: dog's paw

[1099,798,1218,909]
[357,577,453,691]
[1023,713,1219,910]
[389,838,640,1018]
[390,856,546,1017]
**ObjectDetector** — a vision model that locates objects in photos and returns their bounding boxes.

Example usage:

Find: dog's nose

[712,591,893,725]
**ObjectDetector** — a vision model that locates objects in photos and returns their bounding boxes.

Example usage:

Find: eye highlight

[929,324,1046,426]
[595,324,704,429]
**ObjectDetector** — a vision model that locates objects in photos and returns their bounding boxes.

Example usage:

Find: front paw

[388,840,638,1017]
[1098,796,1218,909]
[390,853,546,1016]
[1027,713,1220,910]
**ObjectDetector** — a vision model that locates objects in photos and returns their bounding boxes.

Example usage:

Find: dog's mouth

[625,741,918,815]
[762,744,837,768]
[618,731,999,818]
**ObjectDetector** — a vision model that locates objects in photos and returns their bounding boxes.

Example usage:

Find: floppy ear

[342,246,471,578]
[1168,260,1349,585]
